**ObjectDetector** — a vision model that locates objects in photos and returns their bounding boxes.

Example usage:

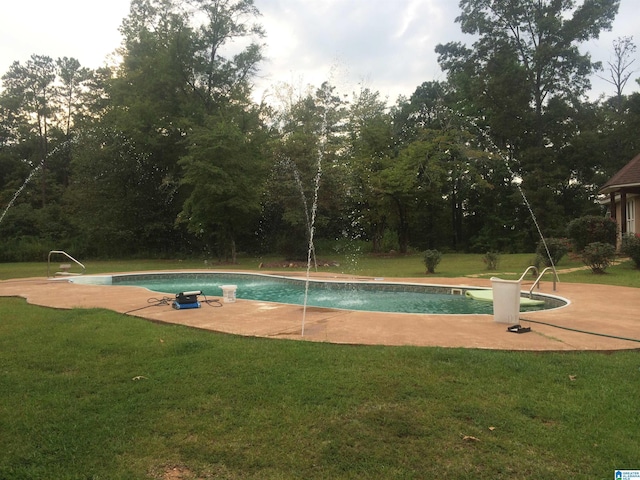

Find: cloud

[253,0,640,104]
[1,0,637,105]
[0,0,128,85]
[253,0,464,103]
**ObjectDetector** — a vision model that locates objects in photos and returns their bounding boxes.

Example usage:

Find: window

[627,198,636,234]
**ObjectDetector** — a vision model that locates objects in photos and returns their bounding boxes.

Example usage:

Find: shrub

[535,238,570,267]
[0,237,51,262]
[381,229,400,252]
[483,251,500,270]
[566,216,617,252]
[423,249,442,274]
[621,233,640,269]
[581,242,616,274]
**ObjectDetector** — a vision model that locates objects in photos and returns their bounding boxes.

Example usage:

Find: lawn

[1,255,639,479]
[2,251,639,287]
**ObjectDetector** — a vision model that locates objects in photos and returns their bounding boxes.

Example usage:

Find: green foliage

[423,249,442,274]
[0,203,75,261]
[566,216,618,252]
[67,128,181,257]
[581,242,617,274]
[262,82,351,256]
[179,113,268,262]
[0,237,49,262]
[621,233,640,269]
[482,251,500,270]
[535,238,570,267]
[275,226,311,261]
[436,0,621,246]
[0,0,635,261]
[381,228,400,252]
[442,0,619,120]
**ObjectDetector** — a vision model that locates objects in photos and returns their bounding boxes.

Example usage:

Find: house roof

[600,153,640,194]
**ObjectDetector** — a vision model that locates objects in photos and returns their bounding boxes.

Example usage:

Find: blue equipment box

[172,301,201,310]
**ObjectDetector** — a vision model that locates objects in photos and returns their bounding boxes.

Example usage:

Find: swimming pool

[70,272,566,315]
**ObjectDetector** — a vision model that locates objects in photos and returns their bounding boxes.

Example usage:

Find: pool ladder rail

[519,265,559,298]
[47,250,86,278]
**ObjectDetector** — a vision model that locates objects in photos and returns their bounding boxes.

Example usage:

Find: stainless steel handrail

[529,266,558,296]
[47,250,86,277]
[517,265,538,283]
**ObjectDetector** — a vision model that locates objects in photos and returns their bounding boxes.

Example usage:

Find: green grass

[0,297,638,479]
[1,256,639,478]
[2,252,638,287]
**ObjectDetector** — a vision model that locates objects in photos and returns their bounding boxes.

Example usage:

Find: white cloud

[253,0,463,104]
[0,0,128,78]
[1,0,637,105]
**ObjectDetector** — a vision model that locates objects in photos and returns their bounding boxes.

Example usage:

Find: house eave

[599,183,640,195]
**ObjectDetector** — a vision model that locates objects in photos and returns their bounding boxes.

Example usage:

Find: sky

[0,0,638,106]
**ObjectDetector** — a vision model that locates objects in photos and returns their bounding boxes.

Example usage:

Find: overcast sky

[1,0,638,105]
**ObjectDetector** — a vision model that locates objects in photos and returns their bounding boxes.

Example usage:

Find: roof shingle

[600,153,640,193]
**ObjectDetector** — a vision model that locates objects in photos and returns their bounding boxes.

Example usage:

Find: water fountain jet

[0,140,75,229]
[301,106,328,336]
[462,115,560,283]
[0,160,44,227]
[276,157,318,270]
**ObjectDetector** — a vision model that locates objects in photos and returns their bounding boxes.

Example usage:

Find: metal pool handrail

[529,267,558,296]
[47,250,86,277]
[517,265,538,283]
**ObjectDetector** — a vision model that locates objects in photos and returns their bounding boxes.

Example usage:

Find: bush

[581,242,616,274]
[621,233,640,269]
[423,249,442,274]
[381,229,400,252]
[535,238,570,267]
[566,216,617,252]
[483,251,500,270]
[0,236,53,262]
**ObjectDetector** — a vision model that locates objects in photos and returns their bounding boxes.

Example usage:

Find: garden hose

[520,317,640,344]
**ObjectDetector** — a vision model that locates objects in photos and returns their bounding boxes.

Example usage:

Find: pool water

[101,272,556,315]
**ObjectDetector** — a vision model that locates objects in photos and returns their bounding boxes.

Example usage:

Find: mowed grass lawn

[1,255,639,479]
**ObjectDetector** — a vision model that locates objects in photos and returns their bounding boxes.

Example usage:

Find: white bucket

[220,285,237,303]
[490,277,521,324]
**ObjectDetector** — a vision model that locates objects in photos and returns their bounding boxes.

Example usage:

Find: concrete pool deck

[1,271,639,351]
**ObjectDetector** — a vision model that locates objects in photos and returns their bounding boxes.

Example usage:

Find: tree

[376,133,449,252]
[263,81,349,258]
[1,55,57,206]
[189,0,265,111]
[599,36,637,111]
[346,86,394,251]
[68,0,268,257]
[178,108,268,262]
[118,0,264,113]
[442,0,620,117]
[66,126,179,257]
[55,57,92,137]
[436,0,621,246]
[387,83,501,252]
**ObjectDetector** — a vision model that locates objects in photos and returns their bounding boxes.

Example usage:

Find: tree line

[1,0,638,262]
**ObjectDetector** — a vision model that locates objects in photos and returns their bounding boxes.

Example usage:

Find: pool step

[465,289,545,306]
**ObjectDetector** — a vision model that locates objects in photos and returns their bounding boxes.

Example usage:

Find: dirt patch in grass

[152,465,200,480]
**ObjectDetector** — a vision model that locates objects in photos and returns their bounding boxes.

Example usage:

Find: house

[599,153,640,242]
